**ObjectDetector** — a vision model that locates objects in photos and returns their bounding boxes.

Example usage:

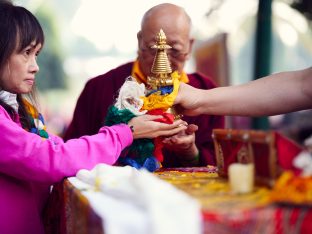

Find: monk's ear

[189,38,194,50]
[137,31,143,48]
[186,38,194,60]
[137,31,142,41]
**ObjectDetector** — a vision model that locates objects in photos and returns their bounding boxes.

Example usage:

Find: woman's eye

[24,49,31,56]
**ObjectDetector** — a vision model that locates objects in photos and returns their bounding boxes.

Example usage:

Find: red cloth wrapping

[147,109,175,162]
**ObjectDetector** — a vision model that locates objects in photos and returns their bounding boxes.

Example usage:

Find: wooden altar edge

[44,179,105,234]
[62,179,105,234]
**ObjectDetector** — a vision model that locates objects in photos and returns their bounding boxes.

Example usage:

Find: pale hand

[128,115,187,139]
[174,83,203,116]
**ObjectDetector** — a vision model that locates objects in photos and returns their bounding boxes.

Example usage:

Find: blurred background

[15,0,312,145]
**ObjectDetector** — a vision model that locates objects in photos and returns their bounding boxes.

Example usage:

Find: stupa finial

[147,29,173,89]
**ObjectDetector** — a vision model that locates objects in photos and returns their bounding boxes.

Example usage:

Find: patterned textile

[23,99,49,139]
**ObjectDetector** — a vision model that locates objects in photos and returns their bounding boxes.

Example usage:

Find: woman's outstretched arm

[175,67,312,117]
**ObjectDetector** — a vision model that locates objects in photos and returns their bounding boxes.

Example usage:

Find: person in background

[64,3,225,167]
[0,2,187,233]
[175,67,312,116]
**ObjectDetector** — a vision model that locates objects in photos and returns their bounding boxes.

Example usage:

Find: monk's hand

[162,124,199,162]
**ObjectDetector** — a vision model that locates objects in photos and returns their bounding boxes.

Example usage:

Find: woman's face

[1,41,41,94]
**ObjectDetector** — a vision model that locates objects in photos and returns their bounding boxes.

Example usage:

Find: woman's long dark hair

[0,1,44,129]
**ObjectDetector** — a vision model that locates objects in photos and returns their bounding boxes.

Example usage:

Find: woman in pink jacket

[0,2,187,233]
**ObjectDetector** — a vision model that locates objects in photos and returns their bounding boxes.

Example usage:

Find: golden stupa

[145,29,182,119]
[147,29,173,90]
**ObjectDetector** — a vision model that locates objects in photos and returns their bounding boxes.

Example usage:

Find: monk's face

[137,11,193,77]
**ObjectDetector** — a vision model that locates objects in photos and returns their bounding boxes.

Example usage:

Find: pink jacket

[0,106,133,234]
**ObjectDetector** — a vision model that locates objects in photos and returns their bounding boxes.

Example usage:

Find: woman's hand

[174,83,204,116]
[128,115,187,139]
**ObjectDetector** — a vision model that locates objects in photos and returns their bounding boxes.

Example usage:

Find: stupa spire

[147,29,173,89]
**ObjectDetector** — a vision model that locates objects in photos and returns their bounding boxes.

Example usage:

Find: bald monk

[64,3,225,166]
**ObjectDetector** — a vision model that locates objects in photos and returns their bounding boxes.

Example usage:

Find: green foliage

[36,49,66,90]
[34,4,67,91]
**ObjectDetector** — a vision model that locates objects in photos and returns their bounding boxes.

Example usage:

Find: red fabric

[64,62,225,167]
[147,109,175,124]
[147,109,175,162]
[223,142,244,168]
[202,207,312,234]
[153,137,164,162]
[274,207,312,234]
[275,132,302,174]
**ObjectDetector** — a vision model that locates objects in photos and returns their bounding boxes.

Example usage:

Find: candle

[228,163,254,194]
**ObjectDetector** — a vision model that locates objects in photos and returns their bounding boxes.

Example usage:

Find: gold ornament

[147,29,173,89]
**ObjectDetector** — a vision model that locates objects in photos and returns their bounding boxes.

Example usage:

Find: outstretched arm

[176,67,312,117]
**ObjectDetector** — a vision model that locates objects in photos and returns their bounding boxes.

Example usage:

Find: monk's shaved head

[137,3,194,76]
[141,3,192,36]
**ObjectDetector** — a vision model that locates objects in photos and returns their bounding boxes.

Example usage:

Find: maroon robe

[64,62,225,166]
